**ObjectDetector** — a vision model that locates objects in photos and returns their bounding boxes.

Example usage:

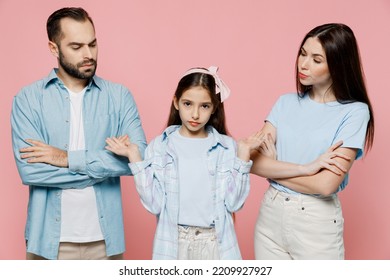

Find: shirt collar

[43,68,102,91]
[162,125,229,150]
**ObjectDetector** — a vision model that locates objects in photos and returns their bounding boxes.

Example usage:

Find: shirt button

[285,197,290,201]
[64,144,68,149]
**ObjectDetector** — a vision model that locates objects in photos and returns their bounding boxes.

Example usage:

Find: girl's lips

[189,121,200,127]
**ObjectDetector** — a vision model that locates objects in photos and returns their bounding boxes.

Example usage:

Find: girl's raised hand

[304,141,351,176]
[105,135,142,162]
[237,131,266,162]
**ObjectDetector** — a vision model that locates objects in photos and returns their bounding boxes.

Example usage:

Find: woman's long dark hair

[167,69,228,135]
[295,23,374,152]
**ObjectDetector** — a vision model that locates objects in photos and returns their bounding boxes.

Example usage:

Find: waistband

[267,186,338,202]
[178,225,216,240]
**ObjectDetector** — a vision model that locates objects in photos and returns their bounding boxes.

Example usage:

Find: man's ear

[48,41,59,58]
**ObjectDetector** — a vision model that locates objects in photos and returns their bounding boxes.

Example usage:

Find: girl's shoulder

[145,132,169,153]
[208,127,236,149]
[146,125,181,152]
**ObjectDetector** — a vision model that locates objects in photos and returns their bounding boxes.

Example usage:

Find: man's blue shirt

[11,69,146,259]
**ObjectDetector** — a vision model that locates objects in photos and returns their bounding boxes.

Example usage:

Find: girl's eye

[183,101,191,107]
[314,59,321,64]
[202,104,210,109]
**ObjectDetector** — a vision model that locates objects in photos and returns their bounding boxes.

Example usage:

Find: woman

[251,23,374,259]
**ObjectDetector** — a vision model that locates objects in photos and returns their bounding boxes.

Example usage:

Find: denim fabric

[11,69,147,259]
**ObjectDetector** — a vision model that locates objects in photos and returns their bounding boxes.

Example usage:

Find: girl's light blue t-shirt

[266,93,370,194]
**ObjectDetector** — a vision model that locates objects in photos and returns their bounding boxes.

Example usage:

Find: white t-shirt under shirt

[60,87,103,242]
[171,130,215,228]
[266,93,370,194]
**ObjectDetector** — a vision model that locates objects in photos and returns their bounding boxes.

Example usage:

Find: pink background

[0,0,389,260]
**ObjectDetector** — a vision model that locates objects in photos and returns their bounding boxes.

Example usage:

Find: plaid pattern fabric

[129,125,252,259]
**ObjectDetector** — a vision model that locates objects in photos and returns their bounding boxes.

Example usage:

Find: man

[11,7,146,260]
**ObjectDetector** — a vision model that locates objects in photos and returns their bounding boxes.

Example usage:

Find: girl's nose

[192,108,199,119]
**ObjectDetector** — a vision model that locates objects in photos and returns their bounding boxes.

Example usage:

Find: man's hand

[20,139,68,167]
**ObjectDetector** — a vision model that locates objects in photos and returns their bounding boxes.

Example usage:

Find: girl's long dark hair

[295,23,374,152]
[167,69,228,135]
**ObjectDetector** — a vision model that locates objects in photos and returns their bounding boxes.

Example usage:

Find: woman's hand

[304,141,351,176]
[258,133,277,160]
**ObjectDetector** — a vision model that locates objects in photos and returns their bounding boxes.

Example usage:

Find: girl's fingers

[106,138,120,147]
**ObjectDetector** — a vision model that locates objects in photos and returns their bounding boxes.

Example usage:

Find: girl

[106,66,256,259]
[251,23,375,259]
[105,66,346,260]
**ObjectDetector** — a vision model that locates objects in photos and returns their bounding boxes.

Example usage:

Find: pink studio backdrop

[0,0,389,260]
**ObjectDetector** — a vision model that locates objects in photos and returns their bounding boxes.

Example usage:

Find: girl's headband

[181,66,231,102]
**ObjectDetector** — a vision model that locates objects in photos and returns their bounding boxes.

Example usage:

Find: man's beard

[59,51,97,80]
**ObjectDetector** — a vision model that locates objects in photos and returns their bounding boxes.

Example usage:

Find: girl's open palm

[105,135,142,162]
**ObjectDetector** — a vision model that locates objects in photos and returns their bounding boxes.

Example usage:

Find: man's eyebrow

[88,38,97,45]
[68,38,97,46]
